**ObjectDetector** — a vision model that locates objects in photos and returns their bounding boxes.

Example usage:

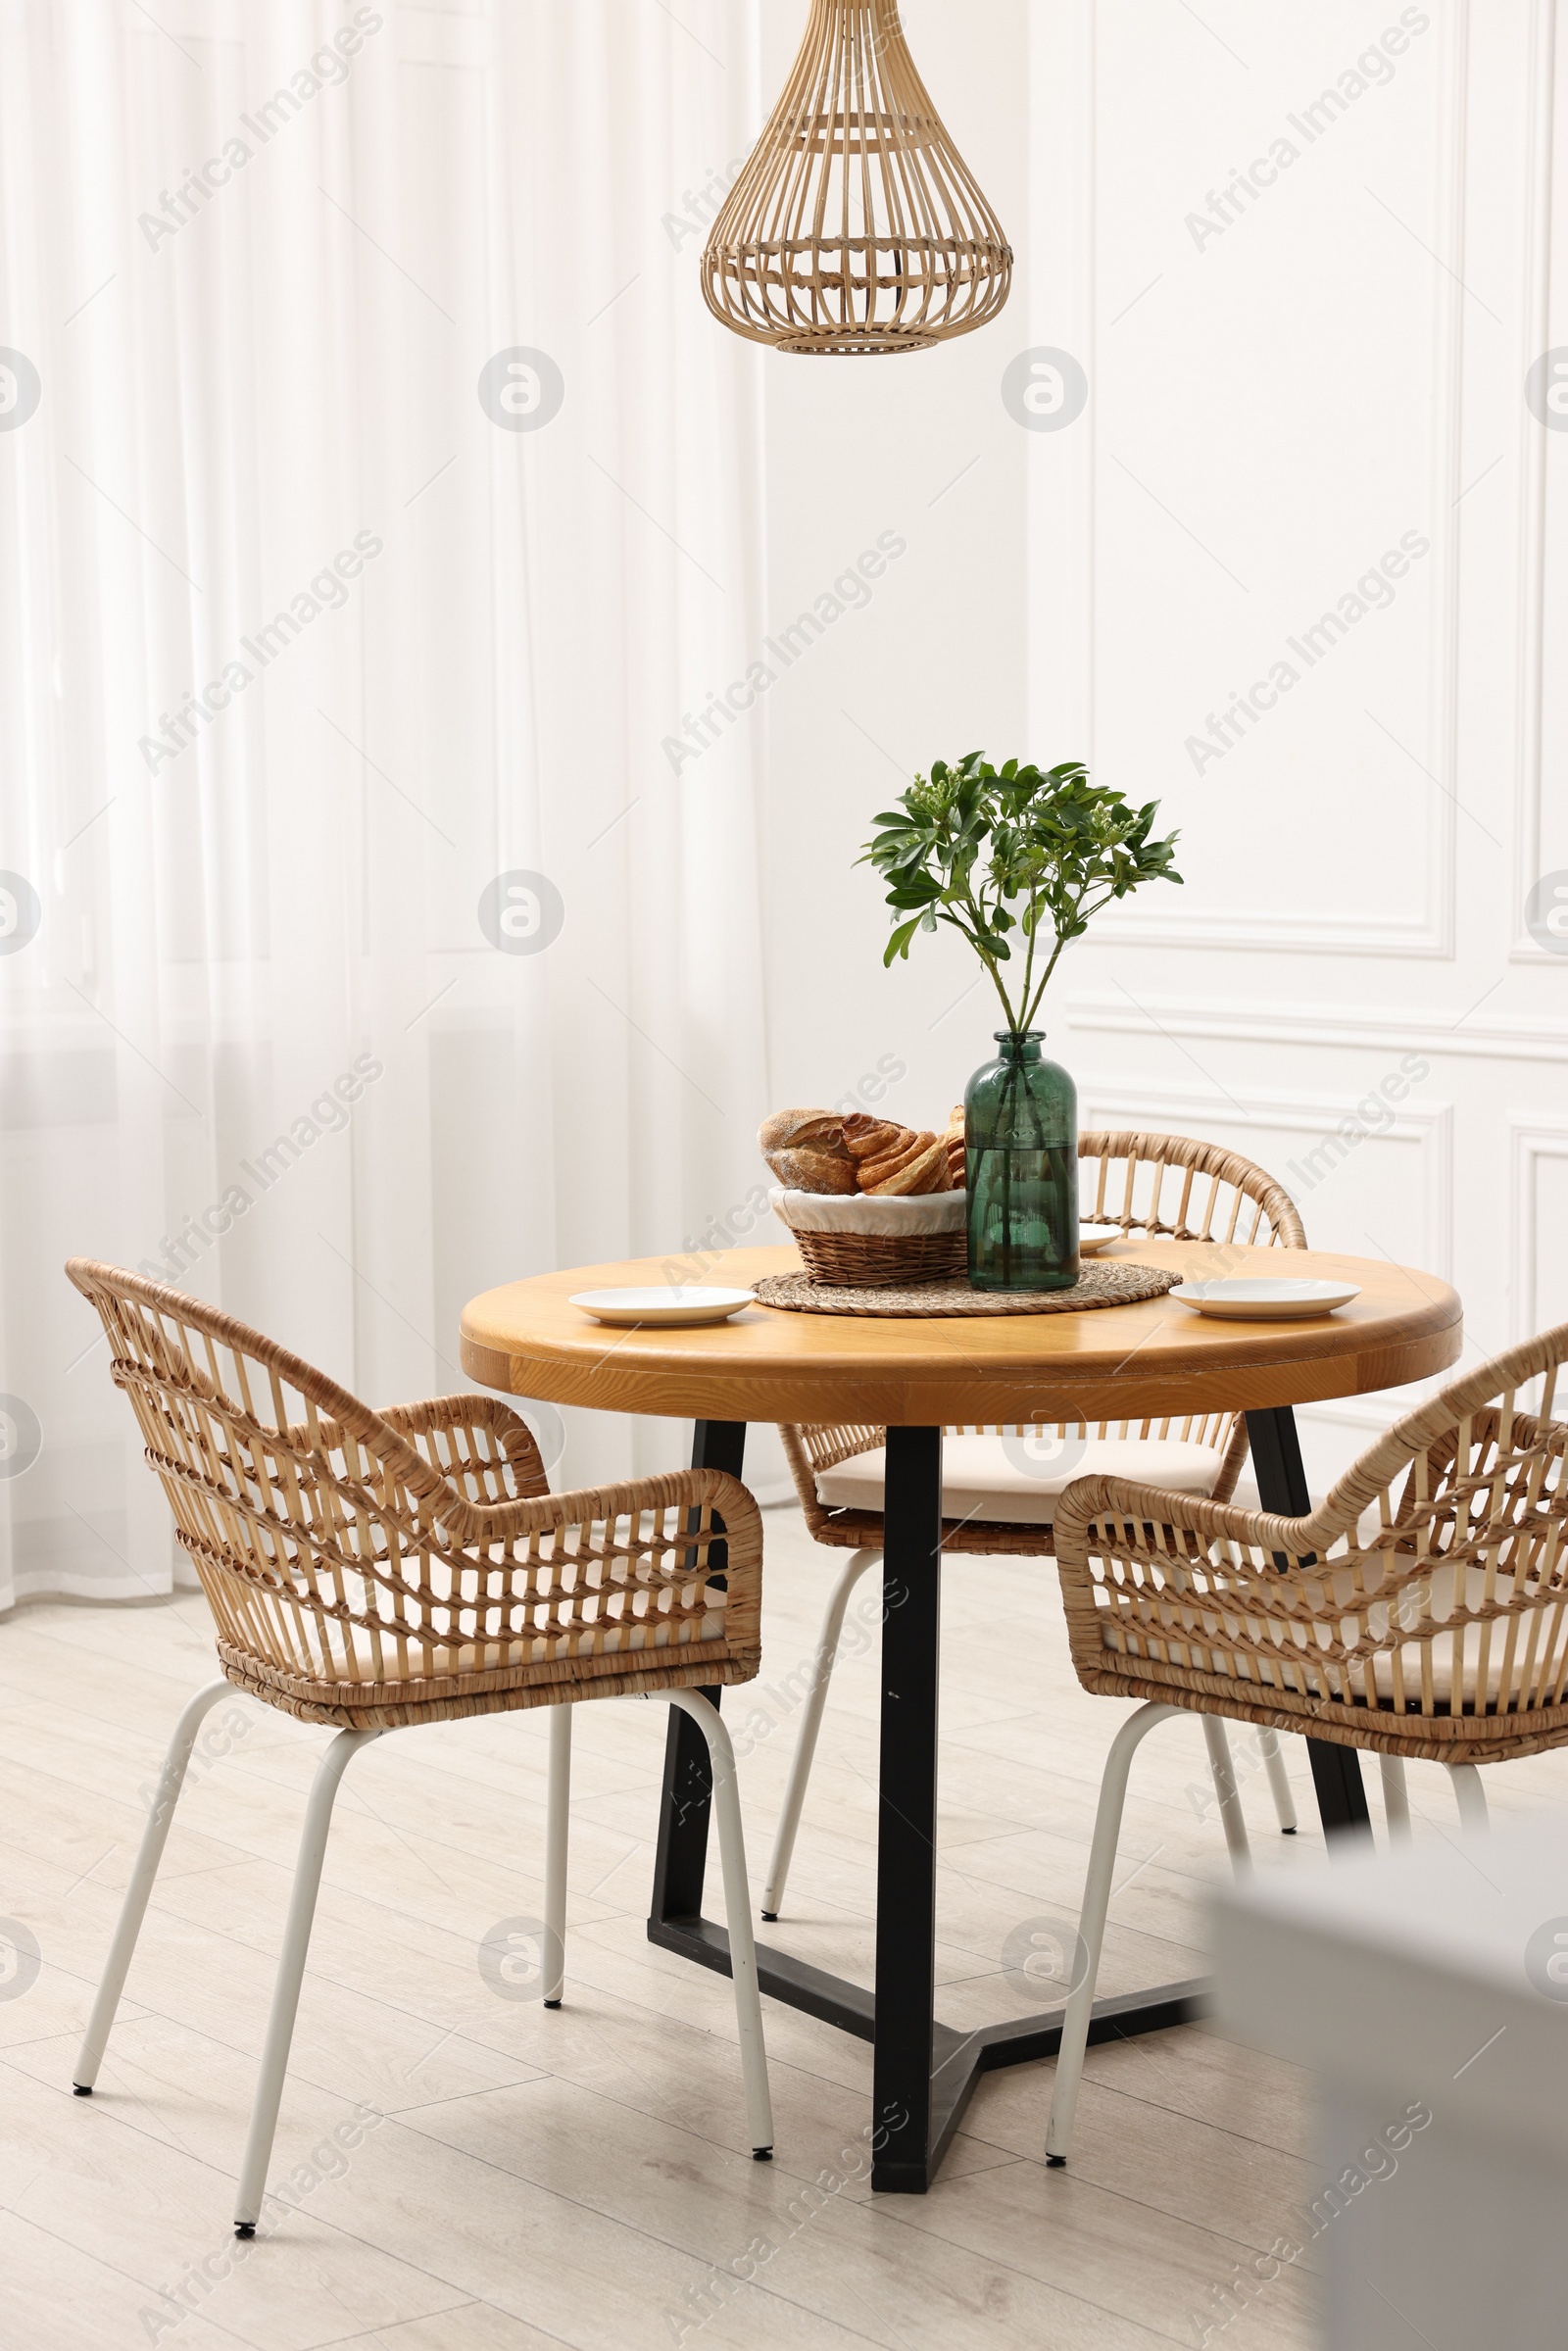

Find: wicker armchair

[64,1259,773,2229]
[1076,1128,1305,1250]
[1043,1319,1568,2165]
[761,1132,1308,1917]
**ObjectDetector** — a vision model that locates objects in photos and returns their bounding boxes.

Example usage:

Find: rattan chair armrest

[1052,1473,1321,1566]
[441,1465,763,1660]
[1054,1409,1449,1567]
[378,1392,530,1440]
[377,1393,550,1498]
[777,1422,889,1546]
[777,1423,822,1517]
[440,1463,762,1588]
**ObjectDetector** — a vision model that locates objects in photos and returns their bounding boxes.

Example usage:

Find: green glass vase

[964,1031,1079,1292]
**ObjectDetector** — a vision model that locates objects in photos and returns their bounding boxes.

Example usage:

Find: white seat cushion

[814,1431,1225,1528]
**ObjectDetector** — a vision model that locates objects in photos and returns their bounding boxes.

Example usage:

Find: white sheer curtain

[0,0,772,1609]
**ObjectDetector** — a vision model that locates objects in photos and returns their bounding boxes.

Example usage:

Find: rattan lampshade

[701,0,1012,356]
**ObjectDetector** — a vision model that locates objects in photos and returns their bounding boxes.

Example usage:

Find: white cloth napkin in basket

[769,1185,965,1235]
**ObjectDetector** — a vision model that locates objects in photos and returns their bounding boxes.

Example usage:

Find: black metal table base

[648,1903,1205,2183]
[1246,1406,1374,1839]
[649,1409,1356,2193]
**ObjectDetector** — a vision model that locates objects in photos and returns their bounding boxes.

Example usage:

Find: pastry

[857,1132,925,1186]
[760,1104,959,1196]
[760,1108,851,1155]
[841,1113,906,1162]
[944,1104,965,1189]
[860,1132,948,1196]
[767,1146,858,1195]
[759,1108,858,1195]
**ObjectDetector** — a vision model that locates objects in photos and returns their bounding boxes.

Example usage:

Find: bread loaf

[760,1104,963,1195]
[759,1108,858,1195]
[768,1146,858,1194]
[760,1108,851,1155]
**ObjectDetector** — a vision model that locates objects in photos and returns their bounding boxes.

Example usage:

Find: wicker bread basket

[769,1187,965,1289]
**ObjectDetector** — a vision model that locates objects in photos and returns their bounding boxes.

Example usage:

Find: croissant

[944,1103,965,1190]
[860,1132,949,1196]
[841,1113,906,1161]
[856,1130,925,1185]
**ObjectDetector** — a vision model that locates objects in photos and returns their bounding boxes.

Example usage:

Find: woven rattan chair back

[779,1131,1303,1548]
[1054,1323,1568,1762]
[66,1258,760,1729]
[1076,1129,1304,1249]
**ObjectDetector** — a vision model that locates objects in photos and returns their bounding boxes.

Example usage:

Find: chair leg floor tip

[1046,2153,1066,2168]
[72,2083,92,2096]
[753,2146,773,2161]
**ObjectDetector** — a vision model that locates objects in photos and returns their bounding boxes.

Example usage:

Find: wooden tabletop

[460,1240,1462,1426]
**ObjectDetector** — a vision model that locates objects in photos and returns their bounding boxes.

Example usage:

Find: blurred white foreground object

[1213,1815,1568,2348]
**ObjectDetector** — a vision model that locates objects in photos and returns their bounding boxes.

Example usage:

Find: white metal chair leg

[1446,1759,1490,1837]
[1046,1702,1180,2168]
[760,1545,879,1921]
[1380,1754,1412,1842]
[1201,1717,1252,1878]
[1257,1728,1298,1834]
[663,1689,773,2159]
[74,1679,232,2094]
[234,1728,381,2234]
[543,1704,571,2006]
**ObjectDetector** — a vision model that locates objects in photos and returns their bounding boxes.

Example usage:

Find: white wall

[3,0,1564,1578]
[757,0,1030,1140]
[758,0,1568,1497]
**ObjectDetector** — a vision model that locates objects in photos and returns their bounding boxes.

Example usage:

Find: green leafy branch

[858,753,1182,1036]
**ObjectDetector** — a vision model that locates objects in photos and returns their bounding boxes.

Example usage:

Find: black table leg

[871,1426,943,2192]
[1246,1405,1373,1842]
[649,1418,746,1924]
[1304,1740,1374,1837]
[648,1415,1206,2191]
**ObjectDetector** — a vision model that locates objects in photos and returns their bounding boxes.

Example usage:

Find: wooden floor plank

[7,1499,1562,2348]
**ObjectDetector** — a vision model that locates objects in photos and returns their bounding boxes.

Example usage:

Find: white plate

[1077,1226,1121,1256]
[1170,1277,1361,1320]
[568,1286,755,1328]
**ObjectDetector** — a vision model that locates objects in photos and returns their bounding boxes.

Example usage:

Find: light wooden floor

[5,1501,1565,2351]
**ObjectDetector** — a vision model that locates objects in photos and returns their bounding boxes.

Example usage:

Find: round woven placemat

[752,1262,1180,1318]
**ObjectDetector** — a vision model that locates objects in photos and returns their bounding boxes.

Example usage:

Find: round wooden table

[461,1238,1460,1425]
[461,1238,1461,2192]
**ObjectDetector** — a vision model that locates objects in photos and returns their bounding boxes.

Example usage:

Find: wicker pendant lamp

[702,0,1012,356]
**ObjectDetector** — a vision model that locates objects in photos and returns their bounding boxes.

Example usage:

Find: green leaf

[858,755,1181,1026]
